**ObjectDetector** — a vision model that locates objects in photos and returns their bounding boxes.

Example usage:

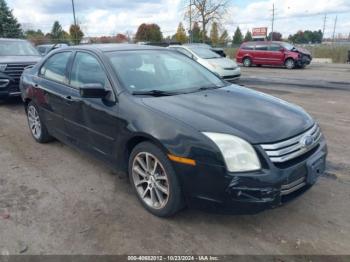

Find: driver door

[68,51,119,161]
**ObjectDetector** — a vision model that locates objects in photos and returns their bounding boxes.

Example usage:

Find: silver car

[169,44,241,81]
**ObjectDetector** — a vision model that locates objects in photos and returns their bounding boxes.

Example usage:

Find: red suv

[236,41,312,69]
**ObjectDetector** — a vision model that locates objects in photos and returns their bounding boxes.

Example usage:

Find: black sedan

[20,44,327,216]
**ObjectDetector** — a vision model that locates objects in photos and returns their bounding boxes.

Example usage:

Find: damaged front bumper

[174,136,327,214]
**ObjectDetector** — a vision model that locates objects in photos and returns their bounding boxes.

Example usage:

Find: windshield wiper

[196,85,223,91]
[132,90,179,96]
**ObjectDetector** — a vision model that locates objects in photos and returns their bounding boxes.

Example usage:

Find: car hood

[0,56,41,64]
[141,85,314,144]
[206,57,238,68]
[295,47,311,56]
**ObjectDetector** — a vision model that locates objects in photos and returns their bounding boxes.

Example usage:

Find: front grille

[281,176,306,196]
[260,124,321,164]
[4,63,35,83]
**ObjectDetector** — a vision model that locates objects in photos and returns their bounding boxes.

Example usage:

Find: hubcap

[244,59,250,66]
[132,152,169,209]
[286,60,294,68]
[27,105,42,139]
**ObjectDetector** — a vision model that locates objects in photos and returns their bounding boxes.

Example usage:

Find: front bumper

[0,79,21,98]
[219,68,241,81]
[173,136,327,214]
[296,55,312,66]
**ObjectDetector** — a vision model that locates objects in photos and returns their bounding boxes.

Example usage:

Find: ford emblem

[300,135,314,148]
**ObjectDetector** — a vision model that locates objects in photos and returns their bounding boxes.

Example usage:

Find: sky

[6,0,350,39]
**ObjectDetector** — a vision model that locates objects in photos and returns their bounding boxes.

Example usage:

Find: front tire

[243,57,252,67]
[285,58,295,69]
[26,102,53,143]
[128,142,184,217]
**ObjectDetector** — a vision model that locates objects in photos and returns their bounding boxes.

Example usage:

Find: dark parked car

[236,41,312,69]
[0,38,41,99]
[37,43,69,56]
[20,44,327,216]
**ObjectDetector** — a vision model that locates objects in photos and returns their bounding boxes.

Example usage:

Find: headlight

[202,132,261,172]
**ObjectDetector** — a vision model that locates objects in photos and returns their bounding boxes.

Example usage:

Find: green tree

[218,29,228,46]
[243,30,253,42]
[232,26,243,45]
[50,21,64,43]
[135,23,163,42]
[25,29,47,45]
[210,22,219,46]
[192,22,201,43]
[288,30,323,44]
[69,24,84,45]
[174,22,188,43]
[0,0,23,38]
[268,31,282,41]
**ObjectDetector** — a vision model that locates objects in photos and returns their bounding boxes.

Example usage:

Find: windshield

[281,42,296,51]
[0,40,40,56]
[108,50,226,94]
[188,47,221,59]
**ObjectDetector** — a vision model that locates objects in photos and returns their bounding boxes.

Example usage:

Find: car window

[241,44,254,50]
[108,50,225,93]
[269,44,281,51]
[38,47,46,54]
[0,40,39,56]
[70,52,108,89]
[255,44,268,51]
[188,47,221,59]
[40,52,71,84]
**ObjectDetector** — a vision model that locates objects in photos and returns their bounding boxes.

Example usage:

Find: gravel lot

[0,63,349,255]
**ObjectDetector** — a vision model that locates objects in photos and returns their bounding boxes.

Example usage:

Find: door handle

[64,95,79,103]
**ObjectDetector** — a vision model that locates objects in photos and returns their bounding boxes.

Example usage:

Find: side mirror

[280,47,285,52]
[79,83,109,98]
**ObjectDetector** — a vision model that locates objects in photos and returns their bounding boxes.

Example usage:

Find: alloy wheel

[132,152,170,209]
[243,58,251,67]
[27,105,42,140]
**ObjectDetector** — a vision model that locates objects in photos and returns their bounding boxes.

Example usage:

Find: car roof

[242,41,286,45]
[63,43,165,52]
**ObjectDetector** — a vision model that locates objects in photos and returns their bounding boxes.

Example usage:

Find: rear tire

[243,57,252,67]
[26,101,53,143]
[128,142,184,217]
[285,58,295,69]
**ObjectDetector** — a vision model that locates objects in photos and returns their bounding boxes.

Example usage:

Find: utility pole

[189,0,192,43]
[271,3,275,41]
[322,14,327,41]
[71,0,78,44]
[332,15,337,43]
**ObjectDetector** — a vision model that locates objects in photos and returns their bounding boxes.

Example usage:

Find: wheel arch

[24,98,32,112]
[284,56,295,63]
[122,133,170,172]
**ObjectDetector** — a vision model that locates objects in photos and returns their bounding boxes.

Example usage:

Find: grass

[224,45,350,64]
[306,45,349,64]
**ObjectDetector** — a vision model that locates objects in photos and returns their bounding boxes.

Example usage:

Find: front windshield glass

[281,42,296,51]
[0,40,40,56]
[188,47,221,59]
[108,50,226,94]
